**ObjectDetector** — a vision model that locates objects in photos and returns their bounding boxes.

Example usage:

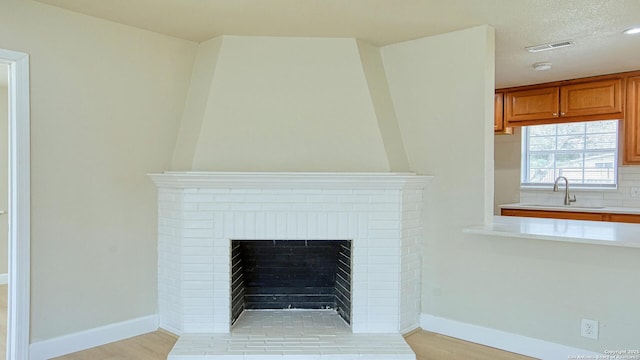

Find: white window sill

[463,216,640,249]
[520,185,618,192]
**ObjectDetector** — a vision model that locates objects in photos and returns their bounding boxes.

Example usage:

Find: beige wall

[356,40,410,172]
[383,25,640,352]
[175,36,392,172]
[1,0,637,353]
[494,128,521,214]
[0,0,197,341]
[382,23,495,316]
[171,36,223,170]
[382,25,495,229]
[0,82,7,275]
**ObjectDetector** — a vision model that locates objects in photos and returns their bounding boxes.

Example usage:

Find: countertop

[464,216,640,249]
[500,203,640,215]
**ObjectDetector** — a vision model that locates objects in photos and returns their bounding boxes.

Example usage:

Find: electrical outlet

[581,319,599,340]
[631,187,640,198]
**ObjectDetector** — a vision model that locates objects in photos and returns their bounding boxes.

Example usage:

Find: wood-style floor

[405,330,536,360]
[54,328,536,360]
[0,284,6,358]
[0,283,536,360]
[51,331,177,360]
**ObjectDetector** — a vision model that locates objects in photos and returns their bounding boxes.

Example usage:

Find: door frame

[0,48,31,360]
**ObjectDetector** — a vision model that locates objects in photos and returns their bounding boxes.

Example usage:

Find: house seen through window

[521,120,618,187]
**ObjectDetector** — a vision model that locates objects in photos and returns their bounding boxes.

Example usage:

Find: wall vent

[526,40,574,53]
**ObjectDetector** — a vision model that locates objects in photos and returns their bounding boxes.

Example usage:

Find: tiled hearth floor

[169,310,415,359]
[232,310,351,335]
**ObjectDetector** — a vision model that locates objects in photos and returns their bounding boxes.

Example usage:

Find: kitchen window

[521,120,618,188]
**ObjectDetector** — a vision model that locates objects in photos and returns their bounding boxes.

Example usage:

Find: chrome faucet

[553,176,576,205]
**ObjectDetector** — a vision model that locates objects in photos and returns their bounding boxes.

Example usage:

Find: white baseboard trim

[420,314,601,360]
[400,324,420,335]
[159,323,182,337]
[29,314,158,360]
[0,273,7,285]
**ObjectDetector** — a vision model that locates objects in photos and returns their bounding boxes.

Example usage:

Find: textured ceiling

[32,0,640,87]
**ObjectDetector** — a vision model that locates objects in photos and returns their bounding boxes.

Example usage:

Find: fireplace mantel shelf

[149,171,433,189]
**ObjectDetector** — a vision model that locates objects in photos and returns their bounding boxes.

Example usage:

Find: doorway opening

[0,48,31,360]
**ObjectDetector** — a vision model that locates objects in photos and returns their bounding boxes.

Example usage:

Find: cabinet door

[494,92,504,131]
[501,209,604,221]
[494,92,512,134]
[560,79,623,118]
[624,76,640,164]
[505,87,559,124]
[604,213,640,224]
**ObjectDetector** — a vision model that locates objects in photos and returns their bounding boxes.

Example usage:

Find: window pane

[557,135,584,150]
[556,153,582,167]
[586,120,617,133]
[558,169,583,183]
[586,133,616,149]
[529,124,556,136]
[522,120,618,186]
[529,168,555,183]
[529,153,554,168]
[584,152,616,184]
[585,152,615,167]
[529,136,556,151]
[557,122,585,135]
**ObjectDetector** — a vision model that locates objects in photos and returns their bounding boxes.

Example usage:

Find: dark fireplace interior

[231,240,352,326]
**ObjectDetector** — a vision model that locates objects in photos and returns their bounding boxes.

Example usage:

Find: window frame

[520,120,619,189]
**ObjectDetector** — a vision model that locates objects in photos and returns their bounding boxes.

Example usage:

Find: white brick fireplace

[150,172,431,358]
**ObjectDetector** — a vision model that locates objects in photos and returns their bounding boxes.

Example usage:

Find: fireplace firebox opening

[231,240,352,326]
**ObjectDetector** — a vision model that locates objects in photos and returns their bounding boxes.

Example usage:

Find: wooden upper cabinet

[505,87,559,124]
[502,76,625,127]
[494,92,512,134]
[494,92,504,131]
[624,76,640,164]
[560,79,623,118]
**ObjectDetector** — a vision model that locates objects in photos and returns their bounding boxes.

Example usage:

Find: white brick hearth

[171,310,416,359]
[150,172,431,359]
